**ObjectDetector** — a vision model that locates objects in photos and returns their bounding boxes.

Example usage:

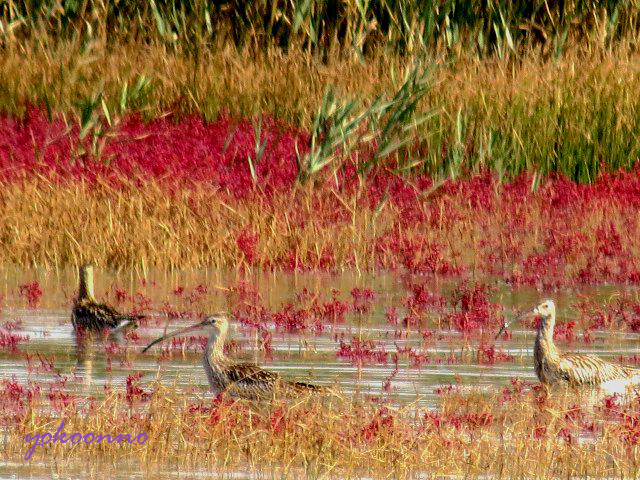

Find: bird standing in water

[496,299,640,394]
[143,314,325,400]
[72,264,143,332]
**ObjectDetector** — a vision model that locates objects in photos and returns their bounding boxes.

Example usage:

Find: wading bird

[143,314,325,399]
[72,264,143,332]
[495,300,640,393]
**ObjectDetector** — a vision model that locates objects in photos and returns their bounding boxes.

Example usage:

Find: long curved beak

[494,310,536,340]
[142,319,211,353]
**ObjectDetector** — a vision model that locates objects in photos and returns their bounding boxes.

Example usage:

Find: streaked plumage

[72,264,143,332]
[143,314,324,399]
[498,300,640,392]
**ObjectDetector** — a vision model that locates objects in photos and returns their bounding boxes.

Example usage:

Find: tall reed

[3,0,639,57]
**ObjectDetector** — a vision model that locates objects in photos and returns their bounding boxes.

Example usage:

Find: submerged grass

[5,381,640,478]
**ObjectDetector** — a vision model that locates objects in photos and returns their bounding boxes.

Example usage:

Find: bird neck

[536,315,560,358]
[206,327,227,364]
[78,270,96,301]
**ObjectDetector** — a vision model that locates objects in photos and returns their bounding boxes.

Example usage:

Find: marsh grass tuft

[6,381,640,477]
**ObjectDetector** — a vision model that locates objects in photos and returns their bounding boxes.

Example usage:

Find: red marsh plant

[0,330,30,352]
[313,290,349,323]
[403,283,447,316]
[474,343,515,365]
[18,281,43,308]
[0,377,40,420]
[24,353,55,374]
[337,338,388,366]
[3,109,640,285]
[446,282,503,335]
[572,294,640,335]
[351,287,375,314]
[2,320,22,330]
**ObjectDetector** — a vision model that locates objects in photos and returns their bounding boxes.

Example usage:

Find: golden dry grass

[0,178,638,274]
[6,382,640,478]
[2,36,640,129]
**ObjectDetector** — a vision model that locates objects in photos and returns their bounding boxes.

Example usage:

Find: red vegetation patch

[25,353,55,373]
[0,377,40,417]
[156,336,209,357]
[0,330,29,352]
[337,338,388,365]
[446,283,503,334]
[18,281,43,308]
[236,229,259,265]
[0,108,304,196]
[573,296,640,334]
[423,411,493,431]
[359,407,395,442]
[475,343,514,365]
[273,304,312,333]
[125,373,151,406]
[351,287,375,314]
[374,235,462,275]
[404,283,446,314]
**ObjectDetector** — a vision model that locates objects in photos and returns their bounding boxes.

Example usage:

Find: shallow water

[1,267,640,478]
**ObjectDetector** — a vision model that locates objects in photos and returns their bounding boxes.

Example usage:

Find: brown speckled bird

[496,300,640,394]
[143,314,324,399]
[72,264,143,332]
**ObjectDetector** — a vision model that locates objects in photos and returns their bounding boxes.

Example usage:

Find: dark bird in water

[72,264,143,332]
[496,299,640,394]
[143,314,326,400]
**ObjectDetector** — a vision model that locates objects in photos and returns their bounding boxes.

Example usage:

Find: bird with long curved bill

[72,264,144,332]
[142,314,327,400]
[496,299,640,394]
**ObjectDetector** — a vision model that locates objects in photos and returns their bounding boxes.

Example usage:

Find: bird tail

[623,366,640,376]
[291,381,324,392]
[111,314,144,333]
[287,381,342,398]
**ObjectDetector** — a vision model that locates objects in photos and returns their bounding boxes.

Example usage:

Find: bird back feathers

[556,352,640,387]
[72,298,142,331]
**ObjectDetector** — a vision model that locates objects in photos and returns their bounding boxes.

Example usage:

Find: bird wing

[222,363,281,398]
[559,353,637,386]
[226,363,280,386]
[224,363,322,397]
[73,299,143,330]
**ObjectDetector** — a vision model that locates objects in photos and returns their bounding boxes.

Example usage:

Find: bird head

[533,299,555,328]
[79,263,94,279]
[142,313,229,353]
[495,299,555,340]
[197,314,229,336]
